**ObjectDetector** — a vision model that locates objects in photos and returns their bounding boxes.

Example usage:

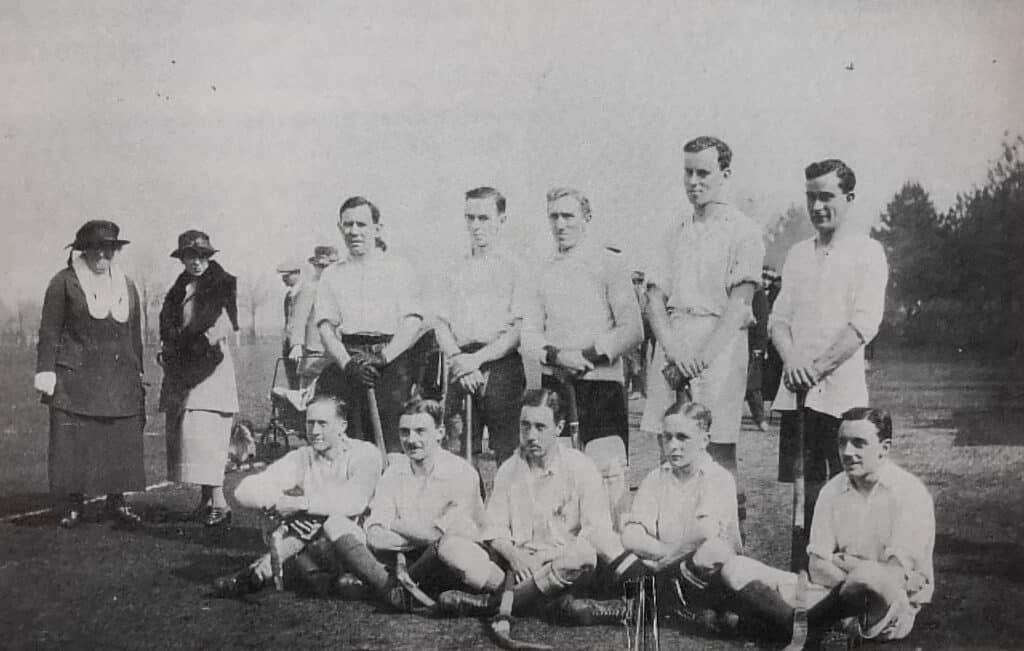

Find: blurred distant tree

[240,273,273,343]
[764,204,815,270]
[15,298,41,347]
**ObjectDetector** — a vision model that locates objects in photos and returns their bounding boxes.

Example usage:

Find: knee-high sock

[332,535,389,591]
[407,542,446,587]
[293,537,337,596]
[603,551,648,587]
[729,580,794,642]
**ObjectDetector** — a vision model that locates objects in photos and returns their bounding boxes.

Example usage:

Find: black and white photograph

[1,1,1023,649]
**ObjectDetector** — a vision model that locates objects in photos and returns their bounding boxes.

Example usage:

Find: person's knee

[322,516,363,542]
[718,555,766,590]
[232,477,259,508]
[548,539,597,586]
[843,561,903,602]
[437,536,497,590]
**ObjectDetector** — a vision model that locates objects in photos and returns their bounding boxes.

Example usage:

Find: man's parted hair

[683,136,732,170]
[546,187,592,222]
[840,406,892,442]
[663,399,713,433]
[307,394,349,421]
[402,397,444,428]
[804,159,857,193]
[521,388,565,424]
[465,186,506,215]
[338,195,387,251]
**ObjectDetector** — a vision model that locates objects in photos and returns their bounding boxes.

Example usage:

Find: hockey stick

[488,571,554,651]
[366,387,389,468]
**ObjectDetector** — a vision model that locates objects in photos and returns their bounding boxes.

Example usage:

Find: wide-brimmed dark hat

[309,245,340,266]
[67,220,130,250]
[170,230,218,259]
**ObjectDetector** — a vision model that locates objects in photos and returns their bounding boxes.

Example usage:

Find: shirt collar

[659,451,712,476]
[838,459,898,492]
[315,435,353,461]
[515,441,567,477]
[390,448,458,479]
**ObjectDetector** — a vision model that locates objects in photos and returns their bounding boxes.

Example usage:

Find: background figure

[35,220,146,528]
[289,246,339,388]
[761,268,783,406]
[623,270,649,399]
[315,196,424,453]
[744,285,769,431]
[159,230,240,527]
[277,259,303,389]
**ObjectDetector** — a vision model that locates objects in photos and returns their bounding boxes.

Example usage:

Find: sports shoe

[437,590,495,617]
[204,508,233,527]
[59,508,83,529]
[106,496,142,528]
[211,568,264,598]
[552,594,628,626]
[378,579,414,612]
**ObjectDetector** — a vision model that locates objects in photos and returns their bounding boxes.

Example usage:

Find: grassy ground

[1,344,1023,649]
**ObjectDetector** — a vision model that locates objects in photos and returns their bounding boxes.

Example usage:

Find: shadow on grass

[949,406,1024,446]
[935,533,1024,583]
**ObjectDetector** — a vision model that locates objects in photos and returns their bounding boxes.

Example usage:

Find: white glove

[34,371,56,397]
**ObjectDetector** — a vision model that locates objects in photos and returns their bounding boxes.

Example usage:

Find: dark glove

[353,350,387,370]
[581,345,610,366]
[661,362,689,391]
[344,357,381,387]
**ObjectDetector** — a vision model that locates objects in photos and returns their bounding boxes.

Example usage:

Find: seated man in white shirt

[435,388,626,622]
[331,397,487,610]
[717,407,935,647]
[210,395,382,597]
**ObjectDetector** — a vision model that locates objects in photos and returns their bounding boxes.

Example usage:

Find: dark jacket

[36,267,145,417]
[158,260,238,403]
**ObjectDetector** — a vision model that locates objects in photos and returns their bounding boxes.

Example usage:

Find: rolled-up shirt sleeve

[519,272,549,364]
[695,470,739,544]
[313,268,342,329]
[623,469,660,537]
[884,482,935,601]
[848,241,888,344]
[234,451,301,509]
[363,465,401,532]
[727,222,766,291]
[394,259,424,320]
[593,255,643,362]
[806,481,839,561]
[577,459,614,544]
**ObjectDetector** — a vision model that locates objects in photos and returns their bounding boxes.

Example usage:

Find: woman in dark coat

[35,220,146,528]
[159,230,239,527]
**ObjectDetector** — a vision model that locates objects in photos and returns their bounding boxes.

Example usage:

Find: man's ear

[845,192,856,202]
[722,167,732,179]
[554,419,566,437]
[879,438,891,456]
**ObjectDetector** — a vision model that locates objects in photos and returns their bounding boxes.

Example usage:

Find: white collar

[71,254,130,322]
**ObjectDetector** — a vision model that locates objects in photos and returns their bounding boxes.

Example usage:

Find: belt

[342,333,393,346]
[459,342,487,354]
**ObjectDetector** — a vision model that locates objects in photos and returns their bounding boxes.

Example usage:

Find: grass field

[1,344,1023,650]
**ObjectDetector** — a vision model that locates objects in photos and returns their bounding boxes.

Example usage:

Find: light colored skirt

[167,409,232,486]
[641,313,748,444]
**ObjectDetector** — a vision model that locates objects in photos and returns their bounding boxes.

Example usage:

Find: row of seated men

[211,390,934,649]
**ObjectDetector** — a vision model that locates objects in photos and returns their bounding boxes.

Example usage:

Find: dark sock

[331,535,389,591]
[730,580,795,641]
[406,543,445,588]
[510,578,546,616]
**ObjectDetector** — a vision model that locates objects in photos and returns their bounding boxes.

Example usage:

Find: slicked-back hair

[465,186,506,215]
[521,388,565,425]
[840,406,892,442]
[402,397,444,429]
[307,394,349,422]
[683,136,732,170]
[663,399,713,433]
[546,187,592,222]
[338,195,387,251]
[804,159,857,193]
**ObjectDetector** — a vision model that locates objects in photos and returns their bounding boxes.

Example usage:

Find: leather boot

[293,538,336,597]
[550,593,629,626]
[211,567,264,598]
[437,590,496,617]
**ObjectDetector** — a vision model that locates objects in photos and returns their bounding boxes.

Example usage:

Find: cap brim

[170,246,218,259]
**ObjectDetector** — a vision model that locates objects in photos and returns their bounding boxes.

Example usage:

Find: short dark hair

[338,196,387,251]
[521,388,565,424]
[307,394,348,421]
[546,187,592,222]
[683,136,732,170]
[401,397,444,428]
[840,406,892,442]
[804,159,856,193]
[663,400,713,433]
[465,186,506,215]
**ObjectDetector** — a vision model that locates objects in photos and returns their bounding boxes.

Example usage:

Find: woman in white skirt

[159,230,239,527]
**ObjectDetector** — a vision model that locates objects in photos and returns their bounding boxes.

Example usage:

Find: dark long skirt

[49,408,146,496]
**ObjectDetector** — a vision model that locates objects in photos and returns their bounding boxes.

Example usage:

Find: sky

[2,0,1022,323]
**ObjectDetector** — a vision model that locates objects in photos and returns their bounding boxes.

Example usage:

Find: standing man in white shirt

[642,136,765,528]
[210,395,382,597]
[770,159,889,559]
[434,187,527,466]
[314,196,425,452]
[521,187,643,452]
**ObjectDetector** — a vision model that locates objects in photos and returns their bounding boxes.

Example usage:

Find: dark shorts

[445,350,526,466]
[777,407,843,483]
[541,375,629,453]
